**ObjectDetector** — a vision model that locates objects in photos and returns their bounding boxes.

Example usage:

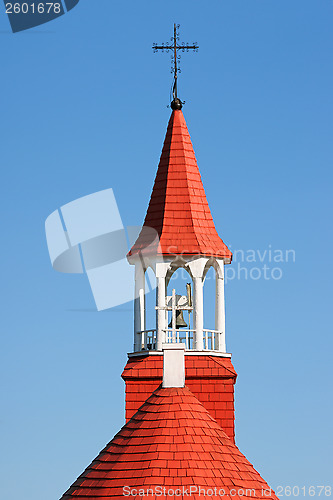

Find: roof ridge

[209,355,238,377]
[178,113,201,249]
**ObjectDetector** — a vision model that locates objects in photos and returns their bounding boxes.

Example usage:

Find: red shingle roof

[128,110,232,260]
[122,355,238,442]
[61,386,277,499]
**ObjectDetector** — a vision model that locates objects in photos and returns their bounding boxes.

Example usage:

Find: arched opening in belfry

[203,266,216,331]
[165,264,194,348]
[202,258,226,352]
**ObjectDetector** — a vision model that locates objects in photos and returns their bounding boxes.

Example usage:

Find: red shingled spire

[61,385,278,499]
[129,109,232,260]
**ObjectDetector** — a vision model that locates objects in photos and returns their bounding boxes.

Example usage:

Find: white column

[154,262,170,351]
[134,263,145,351]
[215,259,226,352]
[215,275,226,352]
[156,276,166,350]
[187,258,207,352]
[193,277,204,351]
[165,308,168,337]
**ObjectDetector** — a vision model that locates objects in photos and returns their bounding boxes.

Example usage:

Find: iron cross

[153,24,199,102]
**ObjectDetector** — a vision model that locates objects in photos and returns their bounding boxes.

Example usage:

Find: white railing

[203,329,222,351]
[137,329,223,352]
[136,329,157,350]
[163,329,195,350]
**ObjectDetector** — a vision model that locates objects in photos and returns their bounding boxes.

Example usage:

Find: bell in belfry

[169,309,188,329]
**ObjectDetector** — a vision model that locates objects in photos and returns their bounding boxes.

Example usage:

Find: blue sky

[0,1,332,499]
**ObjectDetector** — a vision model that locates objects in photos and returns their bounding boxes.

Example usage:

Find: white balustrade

[137,329,222,352]
[203,329,222,351]
[163,329,195,350]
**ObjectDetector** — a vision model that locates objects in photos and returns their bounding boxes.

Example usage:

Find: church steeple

[123,23,237,444]
[59,26,280,500]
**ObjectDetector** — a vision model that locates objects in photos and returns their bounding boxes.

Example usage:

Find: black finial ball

[171,98,183,110]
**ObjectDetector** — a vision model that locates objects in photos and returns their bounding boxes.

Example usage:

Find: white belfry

[128,253,228,355]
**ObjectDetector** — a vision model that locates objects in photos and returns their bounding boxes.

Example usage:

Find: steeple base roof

[61,385,278,500]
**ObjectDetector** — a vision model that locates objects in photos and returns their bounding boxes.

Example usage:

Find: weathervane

[153,23,199,110]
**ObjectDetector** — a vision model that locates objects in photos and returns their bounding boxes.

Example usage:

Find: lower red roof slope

[61,386,278,500]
